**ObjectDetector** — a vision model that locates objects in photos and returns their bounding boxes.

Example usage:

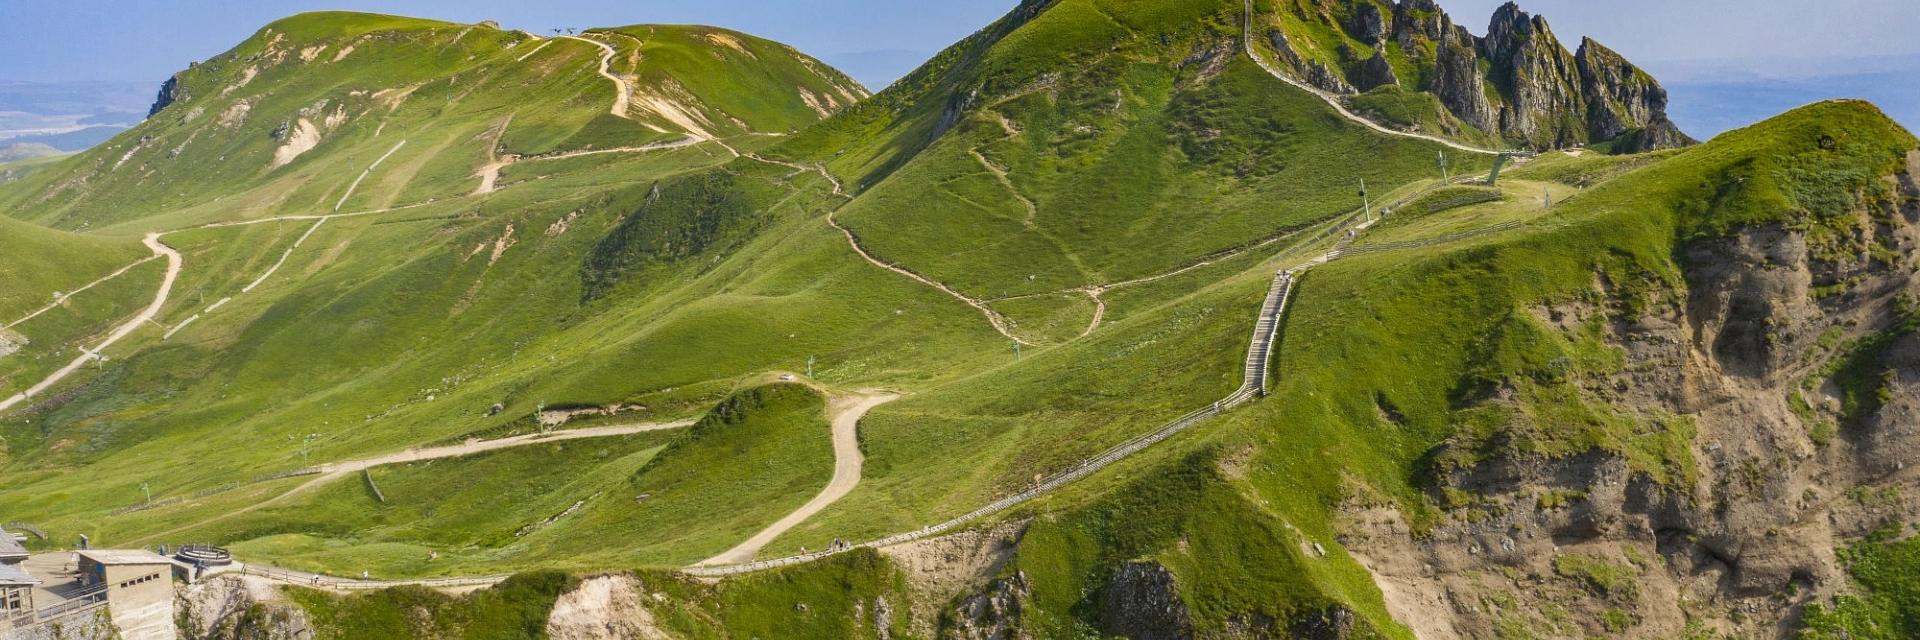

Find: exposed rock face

[1266,31,1356,96]
[1290,606,1359,640]
[148,73,187,119]
[1344,1,1389,47]
[1099,562,1192,640]
[1264,0,1691,151]
[176,576,314,640]
[1351,51,1400,93]
[1575,38,1661,141]
[1431,27,1496,133]
[943,571,1031,640]
[545,574,674,640]
[1339,162,1920,638]
[1481,3,1587,147]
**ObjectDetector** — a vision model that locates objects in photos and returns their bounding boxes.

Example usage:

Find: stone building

[72,550,176,640]
[0,536,36,633]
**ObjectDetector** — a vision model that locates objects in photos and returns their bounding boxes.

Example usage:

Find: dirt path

[0,234,181,414]
[734,153,1037,346]
[563,36,631,118]
[699,393,899,566]
[240,218,329,294]
[125,419,695,546]
[1242,0,1498,156]
[970,149,1037,229]
[476,137,705,196]
[334,139,408,212]
[824,211,1033,346]
[6,254,162,329]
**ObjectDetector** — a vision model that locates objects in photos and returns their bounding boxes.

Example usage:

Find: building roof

[0,534,27,562]
[76,549,172,566]
[0,562,38,586]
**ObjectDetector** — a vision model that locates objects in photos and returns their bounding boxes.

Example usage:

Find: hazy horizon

[3,0,1917,140]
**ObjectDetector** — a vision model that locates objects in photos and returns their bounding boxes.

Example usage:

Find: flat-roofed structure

[74,550,177,640]
[1,535,38,633]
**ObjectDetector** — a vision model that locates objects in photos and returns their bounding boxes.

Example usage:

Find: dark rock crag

[148,73,188,119]
[1267,0,1694,151]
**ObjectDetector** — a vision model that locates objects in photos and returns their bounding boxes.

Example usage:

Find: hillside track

[737,152,1040,346]
[698,392,900,566]
[563,36,633,118]
[124,419,695,546]
[0,234,181,415]
[5,254,162,329]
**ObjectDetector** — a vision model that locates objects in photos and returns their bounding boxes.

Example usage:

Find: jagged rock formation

[147,73,187,119]
[1265,0,1694,151]
[1350,51,1399,92]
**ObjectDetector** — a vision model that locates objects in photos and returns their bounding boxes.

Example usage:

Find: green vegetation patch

[289,571,573,640]
[526,383,834,567]
[1801,524,1920,639]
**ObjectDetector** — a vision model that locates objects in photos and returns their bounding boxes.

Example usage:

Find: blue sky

[2,0,1917,136]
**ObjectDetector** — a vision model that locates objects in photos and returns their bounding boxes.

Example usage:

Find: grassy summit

[0,12,865,231]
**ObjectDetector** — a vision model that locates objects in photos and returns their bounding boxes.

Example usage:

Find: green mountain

[0,12,866,232]
[4,2,1920,640]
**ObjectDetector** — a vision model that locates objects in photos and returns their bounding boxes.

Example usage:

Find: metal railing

[237,563,510,591]
[1,522,45,540]
[35,583,108,621]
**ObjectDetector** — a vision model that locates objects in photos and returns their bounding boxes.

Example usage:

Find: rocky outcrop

[943,571,1031,640]
[1621,113,1696,153]
[177,576,314,640]
[1265,0,1692,151]
[1099,562,1192,640]
[1481,3,1587,147]
[1350,51,1399,93]
[1266,31,1356,96]
[545,574,674,640]
[1344,2,1389,47]
[1575,38,1661,141]
[1430,27,1496,133]
[148,73,187,119]
[1339,160,1920,638]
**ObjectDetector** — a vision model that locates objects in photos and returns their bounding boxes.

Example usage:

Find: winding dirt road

[0,234,180,414]
[698,392,899,565]
[563,36,631,118]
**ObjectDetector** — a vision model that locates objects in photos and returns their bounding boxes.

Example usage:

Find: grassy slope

[0,216,148,319]
[0,12,861,232]
[181,430,679,577]
[0,10,1010,574]
[0,217,160,404]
